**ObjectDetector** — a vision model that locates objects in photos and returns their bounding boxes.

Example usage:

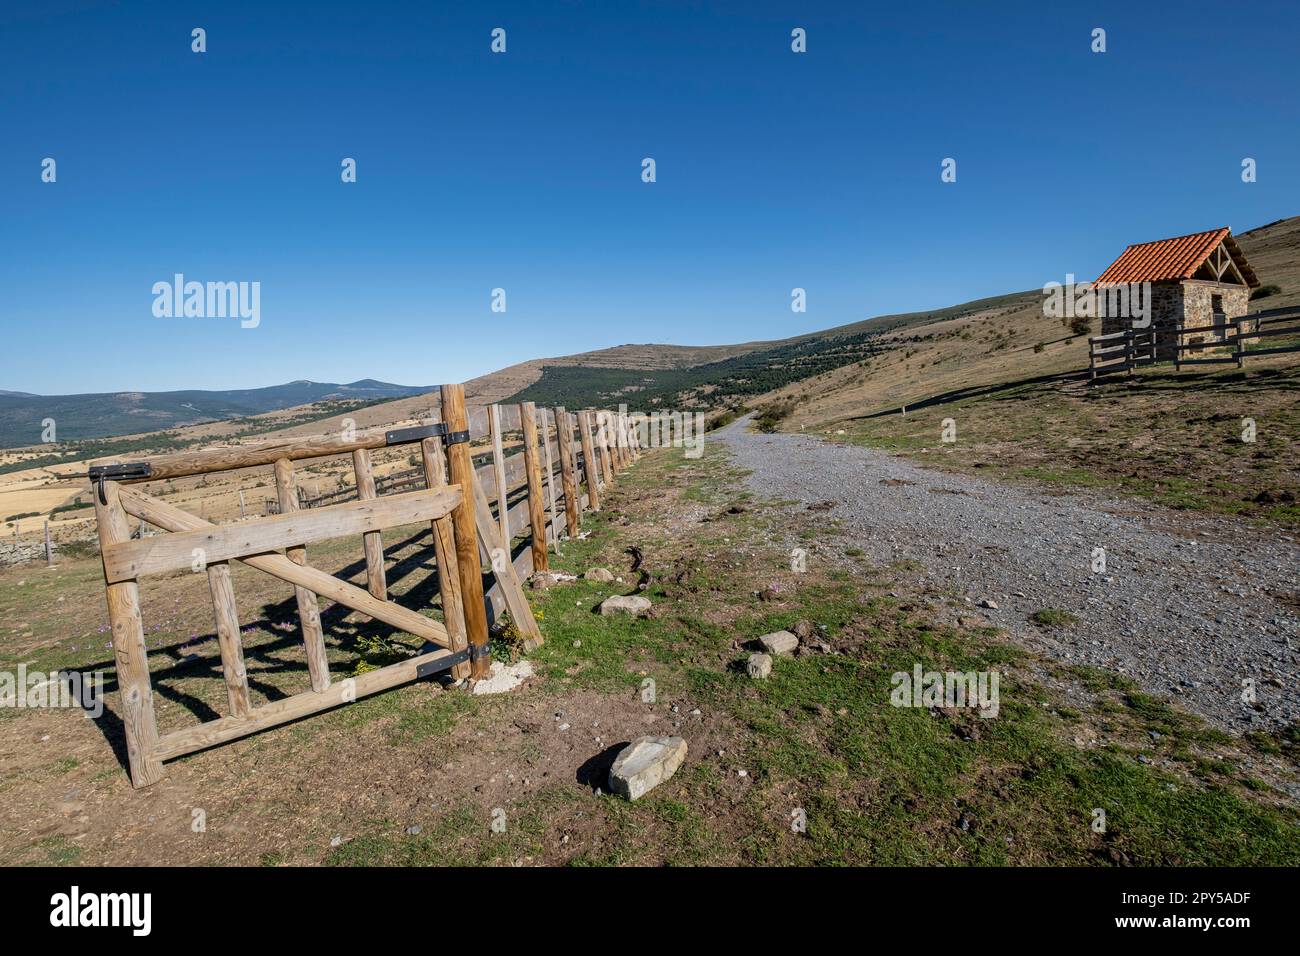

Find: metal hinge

[87,462,152,504]
[385,423,447,446]
[414,646,470,679]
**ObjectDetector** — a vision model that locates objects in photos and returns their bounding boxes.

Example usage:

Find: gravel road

[716,417,1299,733]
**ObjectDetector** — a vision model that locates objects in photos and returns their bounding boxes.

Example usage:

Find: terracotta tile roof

[1095,227,1258,287]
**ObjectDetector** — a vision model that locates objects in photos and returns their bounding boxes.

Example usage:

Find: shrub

[1251,284,1282,300]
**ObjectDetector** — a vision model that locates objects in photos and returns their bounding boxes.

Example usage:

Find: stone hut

[1095,227,1260,360]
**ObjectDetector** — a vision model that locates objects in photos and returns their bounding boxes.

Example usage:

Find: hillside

[0,379,432,448]
[504,289,1039,412]
[771,217,1300,528]
[762,214,1300,434]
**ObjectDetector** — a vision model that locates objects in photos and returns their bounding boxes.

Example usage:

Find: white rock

[471,660,535,696]
[758,630,799,655]
[747,653,773,679]
[585,567,615,582]
[608,736,687,801]
[600,595,652,617]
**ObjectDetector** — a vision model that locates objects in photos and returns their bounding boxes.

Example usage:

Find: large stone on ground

[747,653,773,679]
[585,567,615,582]
[600,595,652,617]
[608,736,688,800]
[758,630,799,655]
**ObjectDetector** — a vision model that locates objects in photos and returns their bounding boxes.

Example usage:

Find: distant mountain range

[0,379,432,448]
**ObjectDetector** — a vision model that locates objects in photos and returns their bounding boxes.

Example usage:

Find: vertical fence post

[44,520,53,564]
[488,404,511,550]
[93,478,164,788]
[418,433,470,681]
[519,401,549,573]
[555,406,580,536]
[540,408,561,555]
[205,559,253,716]
[578,410,602,511]
[441,383,491,679]
[595,411,614,486]
[274,457,330,692]
[351,448,387,600]
[616,411,630,468]
[1234,316,1244,369]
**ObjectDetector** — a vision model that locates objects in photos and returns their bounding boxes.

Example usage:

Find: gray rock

[758,630,799,655]
[608,736,687,800]
[585,567,615,583]
[747,653,773,679]
[600,595,652,617]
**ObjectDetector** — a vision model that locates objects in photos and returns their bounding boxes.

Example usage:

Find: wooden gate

[88,383,641,787]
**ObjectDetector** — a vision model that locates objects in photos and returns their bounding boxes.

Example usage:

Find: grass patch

[1030,608,1079,627]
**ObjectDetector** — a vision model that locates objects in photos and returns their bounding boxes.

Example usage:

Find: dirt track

[716,417,1300,733]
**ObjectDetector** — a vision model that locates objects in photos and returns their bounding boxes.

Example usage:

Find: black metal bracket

[385,423,447,446]
[444,430,471,445]
[414,646,470,679]
[87,462,152,505]
[467,642,493,661]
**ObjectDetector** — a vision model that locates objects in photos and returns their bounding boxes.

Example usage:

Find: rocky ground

[717,417,1300,734]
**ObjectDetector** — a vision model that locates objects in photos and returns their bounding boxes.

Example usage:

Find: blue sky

[3,0,1297,394]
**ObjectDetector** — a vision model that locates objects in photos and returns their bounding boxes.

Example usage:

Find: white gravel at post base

[715,417,1299,734]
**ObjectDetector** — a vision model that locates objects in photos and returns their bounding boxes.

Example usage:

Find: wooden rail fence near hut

[1087,327,1156,380]
[87,385,642,788]
[1088,306,1300,381]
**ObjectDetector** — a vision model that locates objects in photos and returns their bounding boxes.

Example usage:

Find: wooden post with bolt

[440,383,491,679]
[418,431,471,682]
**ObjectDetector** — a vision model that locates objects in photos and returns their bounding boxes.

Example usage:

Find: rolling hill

[6,215,1295,454]
[0,379,432,448]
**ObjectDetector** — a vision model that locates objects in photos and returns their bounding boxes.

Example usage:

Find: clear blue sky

[3,0,1297,394]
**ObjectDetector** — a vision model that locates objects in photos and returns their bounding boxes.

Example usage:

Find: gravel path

[716,417,1300,734]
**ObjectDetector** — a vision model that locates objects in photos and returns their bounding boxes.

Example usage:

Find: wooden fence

[88,384,642,787]
[1088,306,1300,381]
[1087,327,1156,380]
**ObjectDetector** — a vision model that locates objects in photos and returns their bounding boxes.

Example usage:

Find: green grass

[1030,608,1079,627]
[834,362,1300,528]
